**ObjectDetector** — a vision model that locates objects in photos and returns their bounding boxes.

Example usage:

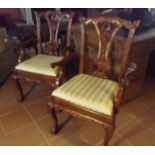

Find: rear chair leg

[49,100,59,134]
[14,77,24,102]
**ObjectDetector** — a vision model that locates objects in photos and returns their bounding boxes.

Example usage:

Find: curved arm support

[122,62,137,86]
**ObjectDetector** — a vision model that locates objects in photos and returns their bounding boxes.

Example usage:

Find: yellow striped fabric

[15,54,63,77]
[52,74,119,116]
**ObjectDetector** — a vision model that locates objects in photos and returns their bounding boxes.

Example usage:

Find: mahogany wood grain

[12,10,75,101]
[50,16,140,145]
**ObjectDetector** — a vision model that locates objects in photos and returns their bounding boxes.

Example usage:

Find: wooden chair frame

[49,16,140,145]
[12,10,75,102]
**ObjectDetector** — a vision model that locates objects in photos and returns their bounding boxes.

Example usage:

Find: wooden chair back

[80,16,140,84]
[35,11,75,56]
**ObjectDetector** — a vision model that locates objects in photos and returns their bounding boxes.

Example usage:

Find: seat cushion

[52,74,119,116]
[15,54,63,77]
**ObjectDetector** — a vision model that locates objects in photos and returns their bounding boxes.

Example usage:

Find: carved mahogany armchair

[12,10,75,101]
[49,16,140,145]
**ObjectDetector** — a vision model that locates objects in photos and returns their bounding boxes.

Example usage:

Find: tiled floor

[0,76,155,146]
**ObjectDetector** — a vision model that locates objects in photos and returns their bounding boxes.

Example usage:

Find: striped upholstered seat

[52,74,119,116]
[15,54,63,77]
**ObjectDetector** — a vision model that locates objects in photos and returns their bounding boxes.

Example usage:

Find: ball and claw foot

[50,127,59,135]
[17,96,24,102]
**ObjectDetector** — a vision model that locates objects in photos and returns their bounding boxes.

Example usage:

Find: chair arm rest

[51,52,79,68]
[50,52,79,78]
[16,43,25,63]
[63,46,75,56]
[114,62,137,110]
[123,62,137,86]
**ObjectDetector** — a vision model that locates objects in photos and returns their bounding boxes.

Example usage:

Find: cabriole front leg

[103,123,115,146]
[49,99,59,134]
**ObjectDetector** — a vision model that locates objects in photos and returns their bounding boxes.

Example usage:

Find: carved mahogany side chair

[12,10,75,101]
[49,16,140,145]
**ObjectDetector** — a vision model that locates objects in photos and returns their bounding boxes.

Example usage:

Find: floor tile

[0,76,155,146]
[0,103,22,117]
[0,123,5,137]
[0,137,10,146]
[7,123,45,146]
[137,108,155,133]
[96,131,130,146]
[121,99,150,114]
[38,141,49,146]
[37,113,74,141]
[0,107,32,134]
[25,101,50,121]
[118,119,155,146]
[79,120,104,145]
[109,132,130,146]
[115,111,134,131]
[67,116,85,129]
[36,115,54,140]
[49,132,88,146]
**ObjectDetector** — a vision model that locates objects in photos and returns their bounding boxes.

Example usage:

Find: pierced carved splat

[80,17,140,80]
[35,11,74,56]
[95,21,121,78]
